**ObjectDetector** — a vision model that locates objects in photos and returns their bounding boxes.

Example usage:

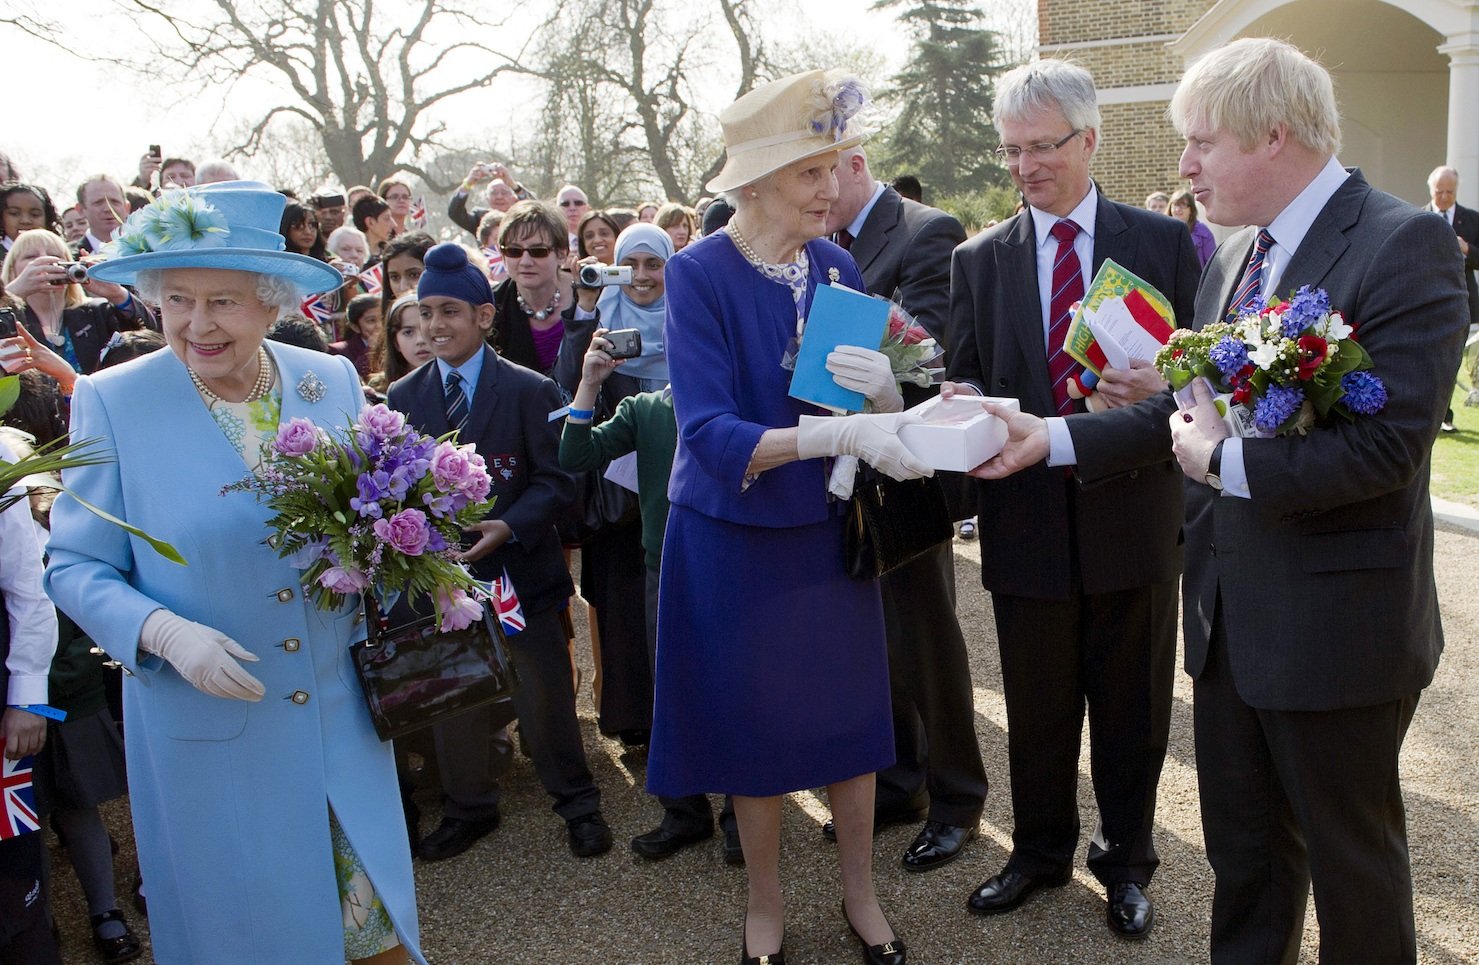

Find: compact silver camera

[577,263,634,288]
[56,262,90,284]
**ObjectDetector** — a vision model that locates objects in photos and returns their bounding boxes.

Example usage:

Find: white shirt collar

[85,230,111,250]
[1029,183,1099,249]
[1262,156,1350,289]
[845,181,888,238]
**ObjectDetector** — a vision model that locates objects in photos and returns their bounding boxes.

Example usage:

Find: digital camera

[577,264,634,288]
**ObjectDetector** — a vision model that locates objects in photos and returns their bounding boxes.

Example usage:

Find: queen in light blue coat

[43,182,426,965]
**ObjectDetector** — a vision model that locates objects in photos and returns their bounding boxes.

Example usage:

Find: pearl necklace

[725,222,800,267]
[517,287,562,321]
[189,347,274,406]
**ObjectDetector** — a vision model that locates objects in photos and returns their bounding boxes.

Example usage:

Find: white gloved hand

[140,610,265,702]
[826,345,904,413]
[796,412,933,481]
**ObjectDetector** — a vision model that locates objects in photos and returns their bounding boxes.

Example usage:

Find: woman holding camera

[0,229,150,378]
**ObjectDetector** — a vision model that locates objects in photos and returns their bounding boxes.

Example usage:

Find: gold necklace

[189,347,274,405]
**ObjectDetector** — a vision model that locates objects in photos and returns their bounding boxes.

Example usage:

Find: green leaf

[0,376,20,415]
[61,487,188,565]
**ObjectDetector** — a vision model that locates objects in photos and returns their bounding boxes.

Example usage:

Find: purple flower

[1281,286,1330,338]
[436,587,484,632]
[426,528,448,553]
[422,491,456,518]
[358,403,407,442]
[430,442,474,492]
[459,449,492,501]
[273,418,320,456]
[1208,336,1250,379]
[1254,384,1305,433]
[319,564,371,594]
[351,471,387,518]
[1341,371,1388,415]
[373,508,431,556]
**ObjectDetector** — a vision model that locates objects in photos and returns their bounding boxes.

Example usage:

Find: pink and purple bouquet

[1155,286,1386,437]
[225,404,495,630]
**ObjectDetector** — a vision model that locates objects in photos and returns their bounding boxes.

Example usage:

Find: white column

[1438,34,1479,208]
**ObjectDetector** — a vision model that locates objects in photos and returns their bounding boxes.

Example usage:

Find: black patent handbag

[350,593,519,742]
[843,466,954,580]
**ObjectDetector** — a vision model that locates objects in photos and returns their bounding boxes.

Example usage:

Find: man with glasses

[942,58,1200,938]
[556,185,590,249]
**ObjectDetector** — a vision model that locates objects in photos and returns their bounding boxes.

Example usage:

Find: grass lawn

[1431,385,1479,507]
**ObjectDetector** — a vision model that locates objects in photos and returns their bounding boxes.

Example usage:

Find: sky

[2,0,1003,196]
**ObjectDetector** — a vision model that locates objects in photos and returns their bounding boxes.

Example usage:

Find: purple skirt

[647,503,894,797]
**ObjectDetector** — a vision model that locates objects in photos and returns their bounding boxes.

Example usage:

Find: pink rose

[318,564,370,594]
[357,403,406,442]
[435,587,485,632]
[373,508,431,556]
[429,441,472,492]
[273,418,320,456]
[459,449,492,501]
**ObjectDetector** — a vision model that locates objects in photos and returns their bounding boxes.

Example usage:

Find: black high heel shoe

[842,901,906,965]
[91,909,143,963]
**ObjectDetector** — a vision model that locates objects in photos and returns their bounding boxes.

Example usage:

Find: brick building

[1036,0,1479,216]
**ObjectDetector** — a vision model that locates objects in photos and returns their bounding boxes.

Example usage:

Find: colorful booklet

[1063,259,1176,376]
[788,283,891,413]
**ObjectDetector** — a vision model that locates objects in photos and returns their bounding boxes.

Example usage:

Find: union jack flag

[481,245,507,283]
[0,743,39,840]
[409,196,428,229]
[300,293,335,329]
[490,567,525,635]
[359,261,384,296]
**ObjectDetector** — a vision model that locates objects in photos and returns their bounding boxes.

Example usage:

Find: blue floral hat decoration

[87,180,344,295]
[706,69,871,193]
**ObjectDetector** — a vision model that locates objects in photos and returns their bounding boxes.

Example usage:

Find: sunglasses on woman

[502,245,554,259]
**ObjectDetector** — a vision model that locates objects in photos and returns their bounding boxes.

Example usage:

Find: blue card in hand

[788,284,890,413]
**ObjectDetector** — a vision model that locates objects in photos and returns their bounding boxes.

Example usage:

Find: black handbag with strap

[350,594,519,742]
[843,466,954,580]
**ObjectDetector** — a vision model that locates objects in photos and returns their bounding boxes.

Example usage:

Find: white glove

[140,610,265,702]
[826,345,904,413]
[796,412,933,481]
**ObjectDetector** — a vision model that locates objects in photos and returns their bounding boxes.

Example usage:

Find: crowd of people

[0,32,1473,965]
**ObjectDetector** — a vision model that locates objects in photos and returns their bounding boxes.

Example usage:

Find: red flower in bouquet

[1295,335,1328,381]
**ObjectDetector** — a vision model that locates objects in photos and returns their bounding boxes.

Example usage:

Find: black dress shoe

[1106,882,1154,939]
[722,824,745,865]
[820,805,929,842]
[90,909,143,963]
[418,814,500,862]
[568,811,614,857]
[901,820,977,872]
[740,938,786,965]
[631,823,714,860]
[966,868,1071,915]
[843,902,906,965]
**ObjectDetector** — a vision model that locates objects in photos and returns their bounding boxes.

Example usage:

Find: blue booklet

[788,284,890,413]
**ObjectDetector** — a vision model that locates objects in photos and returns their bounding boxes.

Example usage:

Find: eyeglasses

[558,199,587,207]
[994,130,1083,164]
[502,245,554,259]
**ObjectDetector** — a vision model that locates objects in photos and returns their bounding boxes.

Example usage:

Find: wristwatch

[1204,440,1225,491]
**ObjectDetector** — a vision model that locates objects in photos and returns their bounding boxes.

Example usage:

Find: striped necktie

[1227,228,1275,318]
[445,370,469,434]
[1046,219,1084,416]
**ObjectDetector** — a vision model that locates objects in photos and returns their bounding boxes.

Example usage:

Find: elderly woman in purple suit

[647,71,930,965]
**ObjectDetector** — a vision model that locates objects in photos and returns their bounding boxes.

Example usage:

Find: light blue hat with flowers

[88,180,344,295]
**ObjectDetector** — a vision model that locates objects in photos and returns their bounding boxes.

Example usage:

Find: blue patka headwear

[86,180,344,295]
[417,243,494,306]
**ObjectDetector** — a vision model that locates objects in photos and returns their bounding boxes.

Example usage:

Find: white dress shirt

[0,439,59,706]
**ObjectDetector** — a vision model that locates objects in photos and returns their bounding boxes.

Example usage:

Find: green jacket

[559,390,677,569]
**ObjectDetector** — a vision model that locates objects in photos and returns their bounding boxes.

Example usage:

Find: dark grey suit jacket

[387,346,575,615]
[1072,171,1469,710]
[849,186,965,340]
[1427,201,1479,324]
[946,192,1202,600]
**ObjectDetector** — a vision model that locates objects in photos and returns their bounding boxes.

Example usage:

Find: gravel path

[52,522,1479,964]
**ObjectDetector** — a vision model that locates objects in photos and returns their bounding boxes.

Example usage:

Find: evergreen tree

[872,0,1013,196]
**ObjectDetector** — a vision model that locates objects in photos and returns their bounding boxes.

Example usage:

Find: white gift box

[898,395,1021,472]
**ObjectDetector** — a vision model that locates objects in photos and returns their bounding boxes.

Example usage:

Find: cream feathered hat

[706,70,871,193]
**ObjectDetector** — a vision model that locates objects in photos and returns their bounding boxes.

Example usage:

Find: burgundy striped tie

[1228,228,1275,318]
[1046,219,1084,415]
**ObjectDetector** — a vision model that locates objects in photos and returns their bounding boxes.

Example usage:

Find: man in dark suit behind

[387,242,611,862]
[817,149,989,873]
[973,38,1468,963]
[943,59,1201,938]
[1425,164,1478,430]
